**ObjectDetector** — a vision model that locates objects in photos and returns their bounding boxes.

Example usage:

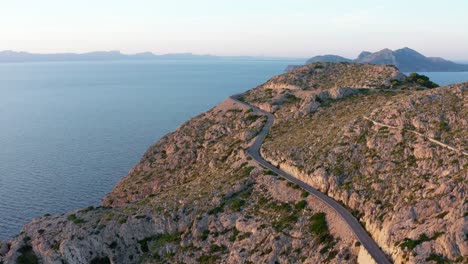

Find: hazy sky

[1,0,467,59]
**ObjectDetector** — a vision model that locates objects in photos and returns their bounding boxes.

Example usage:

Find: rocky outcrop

[264,62,405,91]
[243,62,407,120]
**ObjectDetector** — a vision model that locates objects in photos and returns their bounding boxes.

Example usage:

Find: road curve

[230,95,392,264]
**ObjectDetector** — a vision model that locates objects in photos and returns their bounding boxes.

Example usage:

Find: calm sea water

[0,59,302,239]
[0,61,466,240]
[414,72,468,86]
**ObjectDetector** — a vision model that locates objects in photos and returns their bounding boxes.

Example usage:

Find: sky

[1,0,467,59]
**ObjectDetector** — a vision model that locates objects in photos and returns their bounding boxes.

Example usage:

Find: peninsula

[1,62,466,264]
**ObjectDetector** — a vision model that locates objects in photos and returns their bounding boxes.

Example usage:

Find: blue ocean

[0,59,467,239]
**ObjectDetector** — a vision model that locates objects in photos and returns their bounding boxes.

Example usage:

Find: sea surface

[412,72,468,86]
[0,58,302,239]
[0,60,467,240]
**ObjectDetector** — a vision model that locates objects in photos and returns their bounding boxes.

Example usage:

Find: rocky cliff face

[242,63,467,263]
[1,62,466,264]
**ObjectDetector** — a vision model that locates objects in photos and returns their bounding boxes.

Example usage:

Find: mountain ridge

[0,50,215,62]
[287,47,468,72]
[0,50,303,63]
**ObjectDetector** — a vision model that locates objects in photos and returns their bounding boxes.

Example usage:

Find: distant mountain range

[0,50,221,63]
[288,48,468,72]
[0,50,297,63]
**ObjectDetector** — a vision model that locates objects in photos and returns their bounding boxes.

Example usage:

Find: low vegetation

[16,245,38,264]
[68,214,86,225]
[406,73,439,88]
[399,232,444,251]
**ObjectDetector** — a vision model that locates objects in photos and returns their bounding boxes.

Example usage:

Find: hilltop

[1,62,466,264]
[287,47,468,72]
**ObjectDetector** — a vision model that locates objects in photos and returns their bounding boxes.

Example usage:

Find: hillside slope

[242,62,467,263]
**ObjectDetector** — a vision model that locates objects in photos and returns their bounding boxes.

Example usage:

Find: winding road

[230,95,392,264]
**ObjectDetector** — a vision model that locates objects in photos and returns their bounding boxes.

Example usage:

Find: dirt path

[363,116,467,156]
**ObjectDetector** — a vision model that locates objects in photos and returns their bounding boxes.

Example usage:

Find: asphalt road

[230,95,392,264]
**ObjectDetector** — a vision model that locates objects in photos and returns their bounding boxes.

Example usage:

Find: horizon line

[0,50,308,60]
[0,49,467,62]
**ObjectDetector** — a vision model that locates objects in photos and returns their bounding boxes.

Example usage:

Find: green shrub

[138,233,180,253]
[201,230,210,241]
[436,211,448,219]
[264,169,277,176]
[286,182,300,189]
[229,228,240,242]
[439,121,450,132]
[325,250,339,261]
[68,214,86,225]
[197,254,221,264]
[210,244,227,253]
[399,232,444,251]
[79,206,95,213]
[391,80,402,86]
[229,199,246,212]
[407,73,439,88]
[309,212,334,244]
[273,214,299,232]
[242,166,255,177]
[425,253,450,264]
[284,93,301,103]
[246,115,261,122]
[208,205,223,215]
[17,245,38,264]
[295,200,307,210]
[237,232,252,241]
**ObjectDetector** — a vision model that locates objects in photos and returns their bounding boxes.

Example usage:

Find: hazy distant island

[0,50,299,63]
[286,47,468,72]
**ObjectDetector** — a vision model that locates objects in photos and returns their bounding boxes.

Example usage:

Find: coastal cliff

[1,62,466,264]
[0,98,360,263]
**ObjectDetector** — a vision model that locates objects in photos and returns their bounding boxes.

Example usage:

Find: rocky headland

[1,62,466,264]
